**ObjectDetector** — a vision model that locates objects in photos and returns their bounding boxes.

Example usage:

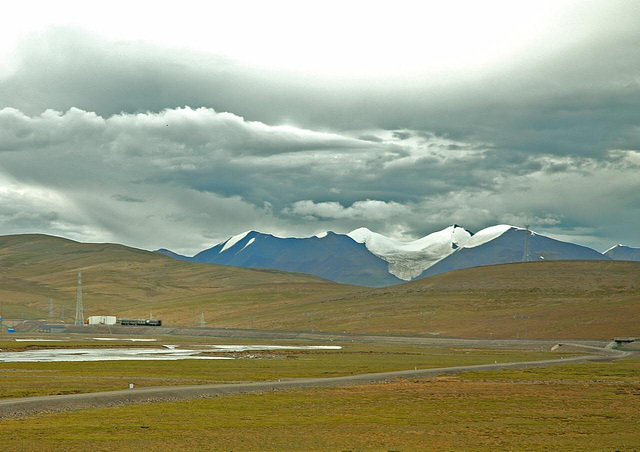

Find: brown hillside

[0,234,358,324]
[394,260,640,292]
[1,235,638,339]
[236,261,640,339]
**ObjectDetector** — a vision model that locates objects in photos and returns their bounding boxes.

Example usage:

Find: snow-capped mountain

[417,225,608,279]
[347,225,472,280]
[157,224,611,287]
[604,244,640,261]
[189,230,402,287]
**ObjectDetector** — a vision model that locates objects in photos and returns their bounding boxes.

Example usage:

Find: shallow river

[0,345,342,362]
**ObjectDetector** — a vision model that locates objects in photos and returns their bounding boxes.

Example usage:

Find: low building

[39,324,67,333]
[87,315,117,325]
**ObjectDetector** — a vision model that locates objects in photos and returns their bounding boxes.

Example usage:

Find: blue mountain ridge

[604,244,640,261]
[155,248,191,261]
[190,231,402,287]
[417,227,609,279]
[156,226,615,287]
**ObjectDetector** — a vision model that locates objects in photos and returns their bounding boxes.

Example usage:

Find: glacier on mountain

[347,225,473,280]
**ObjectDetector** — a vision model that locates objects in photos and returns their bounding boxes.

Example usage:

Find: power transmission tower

[74,271,84,325]
[522,224,531,262]
[199,313,206,328]
[48,298,54,319]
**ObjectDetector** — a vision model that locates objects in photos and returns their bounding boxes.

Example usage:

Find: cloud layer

[1,12,639,253]
[0,105,638,253]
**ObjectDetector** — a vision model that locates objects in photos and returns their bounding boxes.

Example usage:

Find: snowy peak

[218,230,339,252]
[220,231,253,253]
[191,229,401,287]
[603,244,624,254]
[347,225,473,281]
[418,225,608,279]
[603,244,640,261]
[348,225,471,252]
[461,224,520,249]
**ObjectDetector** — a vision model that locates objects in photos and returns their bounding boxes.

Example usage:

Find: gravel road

[59,324,612,349]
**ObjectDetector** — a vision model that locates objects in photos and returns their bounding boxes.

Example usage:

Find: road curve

[0,345,627,419]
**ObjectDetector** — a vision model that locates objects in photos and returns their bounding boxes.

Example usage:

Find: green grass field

[2,235,637,450]
[0,339,570,398]
[1,356,637,451]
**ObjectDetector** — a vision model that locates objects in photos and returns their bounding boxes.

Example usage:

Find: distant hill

[0,234,357,325]
[604,244,640,261]
[259,260,640,339]
[1,235,637,338]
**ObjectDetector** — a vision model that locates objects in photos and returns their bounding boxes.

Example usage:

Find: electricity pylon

[522,224,531,262]
[74,271,84,325]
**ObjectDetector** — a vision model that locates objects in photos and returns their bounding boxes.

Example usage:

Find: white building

[87,315,117,325]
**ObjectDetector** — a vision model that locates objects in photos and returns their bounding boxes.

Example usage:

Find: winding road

[0,343,629,419]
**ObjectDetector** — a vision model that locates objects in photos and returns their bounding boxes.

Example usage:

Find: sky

[0,0,639,254]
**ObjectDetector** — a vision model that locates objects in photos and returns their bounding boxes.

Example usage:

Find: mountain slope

[2,234,637,338]
[604,244,640,261]
[347,225,472,280]
[0,234,358,323]
[418,226,609,278]
[191,231,402,287]
[247,260,639,339]
[154,248,191,261]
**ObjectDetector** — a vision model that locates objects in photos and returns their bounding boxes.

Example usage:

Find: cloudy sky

[1,0,639,254]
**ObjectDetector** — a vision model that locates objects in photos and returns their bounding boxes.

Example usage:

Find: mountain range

[157,225,639,287]
[1,233,638,337]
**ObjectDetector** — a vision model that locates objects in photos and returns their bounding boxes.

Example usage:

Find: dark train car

[119,318,162,326]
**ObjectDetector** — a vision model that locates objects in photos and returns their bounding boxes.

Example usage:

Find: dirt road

[61,324,612,349]
[0,344,627,419]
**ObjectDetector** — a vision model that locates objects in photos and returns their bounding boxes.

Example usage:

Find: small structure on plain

[87,315,117,325]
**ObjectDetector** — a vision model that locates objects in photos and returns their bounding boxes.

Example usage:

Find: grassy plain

[0,356,637,451]
[0,339,569,398]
